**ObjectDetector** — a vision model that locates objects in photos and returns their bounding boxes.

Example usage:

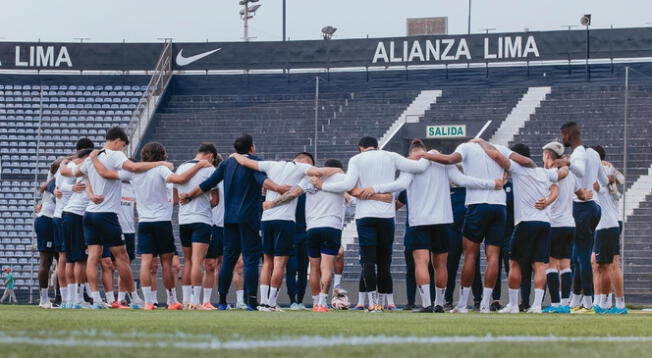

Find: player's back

[454,142,507,206]
[176,161,215,225]
[123,166,172,222]
[511,165,553,224]
[301,172,346,230]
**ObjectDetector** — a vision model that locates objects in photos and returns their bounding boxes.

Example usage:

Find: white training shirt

[596,165,621,230]
[62,177,89,216]
[175,162,215,225]
[53,162,78,218]
[322,150,429,219]
[79,149,129,213]
[508,160,557,225]
[117,181,136,234]
[298,172,347,230]
[119,166,174,222]
[454,143,513,206]
[547,169,579,228]
[211,182,225,227]
[38,173,57,218]
[259,161,312,222]
[571,146,608,202]
[374,158,496,227]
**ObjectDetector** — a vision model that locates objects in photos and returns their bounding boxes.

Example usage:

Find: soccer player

[72,127,172,309]
[0,267,16,304]
[203,153,225,310]
[52,138,94,308]
[417,139,535,313]
[175,143,219,310]
[89,141,210,310]
[374,139,502,313]
[114,176,137,308]
[34,161,59,308]
[311,136,429,312]
[591,146,627,314]
[541,142,581,313]
[229,151,339,311]
[556,122,608,313]
[180,134,290,310]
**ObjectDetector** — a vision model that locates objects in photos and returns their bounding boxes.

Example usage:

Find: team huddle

[31,122,627,314]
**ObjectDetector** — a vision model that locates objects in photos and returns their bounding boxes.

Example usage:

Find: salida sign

[426,125,467,138]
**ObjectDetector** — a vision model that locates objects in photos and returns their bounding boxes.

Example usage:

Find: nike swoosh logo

[175,48,222,66]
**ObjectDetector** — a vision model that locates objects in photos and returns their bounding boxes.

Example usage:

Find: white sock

[312,295,319,306]
[39,288,48,303]
[386,293,395,306]
[131,290,144,304]
[149,289,158,304]
[357,292,366,306]
[118,291,126,302]
[434,287,445,307]
[560,298,570,306]
[480,287,493,308]
[192,286,202,305]
[333,274,342,288]
[616,296,625,309]
[182,285,192,304]
[77,284,84,303]
[142,287,152,304]
[166,289,177,304]
[508,288,519,307]
[70,284,79,304]
[551,301,560,307]
[268,287,280,307]
[533,288,545,309]
[601,294,611,309]
[457,286,471,308]
[367,291,377,307]
[582,295,593,309]
[260,285,270,305]
[84,283,92,296]
[203,288,212,304]
[379,293,386,307]
[318,293,328,306]
[60,286,69,304]
[593,294,600,307]
[570,294,582,308]
[418,284,431,308]
[607,293,613,308]
[91,291,102,305]
[236,290,245,305]
[105,291,115,304]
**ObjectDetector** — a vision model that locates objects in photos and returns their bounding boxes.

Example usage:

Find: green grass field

[1,306,651,357]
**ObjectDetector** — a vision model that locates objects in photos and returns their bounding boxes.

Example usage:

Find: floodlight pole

[314,76,320,162]
[282,0,286,41]
[467,0,472,34]
[621,66,629,273]
[585,24,590,81]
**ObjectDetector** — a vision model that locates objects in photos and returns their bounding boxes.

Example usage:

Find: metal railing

[126,40,173,157]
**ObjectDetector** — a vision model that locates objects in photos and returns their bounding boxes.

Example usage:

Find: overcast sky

[1,1,651,42]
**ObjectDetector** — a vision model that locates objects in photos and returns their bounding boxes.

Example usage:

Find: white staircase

[620,165,652,221]
[490,86,551,146]
[379,90,442,149]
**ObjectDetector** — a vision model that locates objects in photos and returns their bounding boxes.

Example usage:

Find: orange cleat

[312,304,322,312]
[144,303,156,311]
[167,302,183,310]
[202,302,218,310]
[114,300,130,309]
[317,305,329,312]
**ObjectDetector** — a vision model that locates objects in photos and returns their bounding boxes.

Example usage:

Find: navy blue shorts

[62,212,87,263]
[179,223,212,247]
[34,215,55,253]
[307,227,342,258]
[52,217,65,253]
[262,220,295,256]
[83,212,124,247]
[462,204,507,247]
[509,221,551,264]
[207,225,224,259]
[102,245,113,259]
[138,221,176,256]
[407,224,449,253]
[123,233,136,261]
[595,227,620,264]
[550,227,575,259]
[356,217,395,248]
[573,201,601,244]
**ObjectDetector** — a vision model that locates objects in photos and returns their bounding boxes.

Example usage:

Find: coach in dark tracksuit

[183,134,288,309]
[286,194,309,307]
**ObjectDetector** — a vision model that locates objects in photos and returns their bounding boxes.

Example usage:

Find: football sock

[203,288,212,304]
[582,295,593,309]
[142,287,152,304]
[333,274,342,288]
[508,288,519,307]
[418,284,431,308]
[105,291,115,304]
[192,286,202,305]
[312,295,319,306]
[615,296,625,309]
[70,283,79,304]
[236,290,245,305]
[599,294,609,309]
[318,293,328,307]
[118,291,126,303]
[367,291,377,307]
[131,290,144,304]
[91,291,102,305]
[40,288,49,304]
[533,288,545,309]
[607,293,613,308]
[546,269,560,304]
[592,294,600,308]
[260,285,270,306]
[570,293,582,308]
[84,283,92,297]
[148,290,157,304]
[457,286,471,308]
[386,293,395,306]
[60,286,69,305]
[268,287,279,307]
[560,268,572,300]
[434,287,445,307]
[166,289,177,304]
[182,285,192,304]
[480,287,493,309]
[357,292,366,306]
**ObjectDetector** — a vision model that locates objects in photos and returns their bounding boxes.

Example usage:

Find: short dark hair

[106,127,129,145]
[233,134,254,154]
[295,152,315,165]
[75,138,94,151]
[592,145,606,161]
[140,142,167,162]
[560,121,578,131]
[358,136,378,149]
[324,159,343,169]
[76,148,93,158]
[197,143,218,157]
[408,138,427,153]
[50,160,61,175]
[510,143,531,158]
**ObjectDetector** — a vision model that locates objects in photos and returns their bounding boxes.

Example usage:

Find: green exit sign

[426,125,466,138]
